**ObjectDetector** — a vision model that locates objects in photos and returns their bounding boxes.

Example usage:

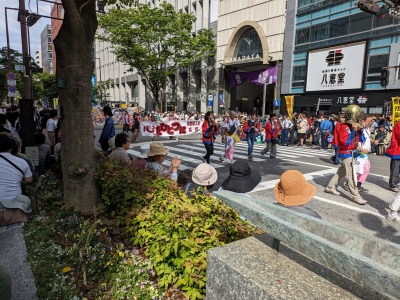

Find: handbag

[0,207,27,227]
[271,137,278,144]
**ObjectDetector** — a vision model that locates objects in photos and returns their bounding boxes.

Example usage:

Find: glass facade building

[281,0,400,114]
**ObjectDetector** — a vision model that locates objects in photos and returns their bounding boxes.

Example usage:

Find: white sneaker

[219,155,225,163]
[387,213,400,222]
[324,187,340,196]
[351,195,367,205]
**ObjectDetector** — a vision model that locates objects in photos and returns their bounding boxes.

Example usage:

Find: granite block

[213,191,400,300]
[207,236,384,300]
[0,227,37,300]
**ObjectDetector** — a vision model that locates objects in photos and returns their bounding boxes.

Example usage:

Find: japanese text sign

[140,120,203,137]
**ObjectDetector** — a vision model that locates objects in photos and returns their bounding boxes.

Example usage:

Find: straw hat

[192,163,218,186]
[274,170,316,206]
[221,161,261,193]
[146,142,169,156]
[138,144,150,158]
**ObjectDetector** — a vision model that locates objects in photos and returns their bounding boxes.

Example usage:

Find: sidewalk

[0,227,37,300]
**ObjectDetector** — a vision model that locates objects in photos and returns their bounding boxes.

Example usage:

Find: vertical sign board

[207,95,213,107]
[285,96,294,120]
[392,97,400,125]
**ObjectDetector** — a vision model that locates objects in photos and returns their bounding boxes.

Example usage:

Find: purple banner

[227,66,278,87]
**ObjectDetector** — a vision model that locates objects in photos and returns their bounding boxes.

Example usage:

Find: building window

[349,13,373,35]
[48,45,52,51]
[374,8,392,28]
[196,71,201,93]
[298,0,311,8]
[234,28,263,58]
[367,54,389,75]
[310,23,328,42]
[180,72,189,96]
[329,16,349,38]
[292,65,306,81]
[49,53,53,59]
[295,27,310,45]
[47,28,51,35]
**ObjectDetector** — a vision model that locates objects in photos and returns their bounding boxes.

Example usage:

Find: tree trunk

[54,0,98,212]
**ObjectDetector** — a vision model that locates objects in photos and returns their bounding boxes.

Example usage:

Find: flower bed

[24,157,260,299]
[96,157,261,299]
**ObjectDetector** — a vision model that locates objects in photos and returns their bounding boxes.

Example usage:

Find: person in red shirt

[330,113,344,165]
[261,113,280,159]
[325,105,366,205]
[243,113,261,160]
[201,111,219,164]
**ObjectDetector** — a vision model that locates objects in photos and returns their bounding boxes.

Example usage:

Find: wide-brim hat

[274,170,316,207]
[221,161,261,193]
[147,142,169,156]
[138,144,150,158]
[0,195,32,213]
[192,163,218,186]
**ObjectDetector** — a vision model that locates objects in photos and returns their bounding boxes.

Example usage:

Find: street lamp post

[96,57,103,107]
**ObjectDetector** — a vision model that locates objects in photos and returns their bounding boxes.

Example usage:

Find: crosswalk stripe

[164,144,236,163]
[231,143,332,157]
[211,143,300,159]
[164,146,236,166]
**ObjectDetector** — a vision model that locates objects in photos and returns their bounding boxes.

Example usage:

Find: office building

[40,24,53,74]
[281,0,400,115]
[95,0,218,111]
[51,0,63,74]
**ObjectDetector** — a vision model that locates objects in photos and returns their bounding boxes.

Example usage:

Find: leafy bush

[95,157,168,219]
[96,157,260,299]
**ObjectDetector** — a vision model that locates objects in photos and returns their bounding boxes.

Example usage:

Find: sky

[0,0,218,55]
[0,0,51,54]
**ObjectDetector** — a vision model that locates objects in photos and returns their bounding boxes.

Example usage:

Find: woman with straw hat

[145,142,181,181]
[274,170,321,219]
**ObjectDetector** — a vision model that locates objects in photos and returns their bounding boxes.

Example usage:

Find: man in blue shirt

[99,106,115,152]
[320,115,333,150]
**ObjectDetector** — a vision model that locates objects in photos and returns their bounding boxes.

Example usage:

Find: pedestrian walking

[324,104,367,205]
[320,115,333,150]
[280,115,292,146]
[201,111,219,164]
[122,111,132,133]
[310,115,320,149]
[220,110,241,163]
[261,113,280,159]
[387,189,400,222]
[131,113,140,142]
[296,113,307,146]
[99,106,115,152]
[385,121,400,192]
[243,113,261,160]
[344,114,373,193]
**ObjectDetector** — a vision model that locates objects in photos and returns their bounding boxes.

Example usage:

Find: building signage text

[225,54,262,64]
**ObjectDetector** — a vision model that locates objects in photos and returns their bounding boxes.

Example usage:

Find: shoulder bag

[0,154,28,227]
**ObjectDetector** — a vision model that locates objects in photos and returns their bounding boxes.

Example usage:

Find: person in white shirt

[280,115,293,146]
[0,135,33,204]
[45,110,58,148]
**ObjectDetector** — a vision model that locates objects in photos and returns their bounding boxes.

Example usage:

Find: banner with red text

[140,120,203,136]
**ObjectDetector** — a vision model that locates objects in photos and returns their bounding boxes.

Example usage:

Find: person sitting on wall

[274,170,321,219]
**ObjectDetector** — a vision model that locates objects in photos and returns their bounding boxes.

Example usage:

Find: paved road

[112,131,398,245]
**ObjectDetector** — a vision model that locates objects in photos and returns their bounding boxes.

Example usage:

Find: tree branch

[79,0,94,12]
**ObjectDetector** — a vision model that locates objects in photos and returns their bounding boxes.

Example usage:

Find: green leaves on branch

[95,157,260,299]
[97,2,216,101]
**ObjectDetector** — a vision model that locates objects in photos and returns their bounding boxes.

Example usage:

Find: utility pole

[19,0,32,99]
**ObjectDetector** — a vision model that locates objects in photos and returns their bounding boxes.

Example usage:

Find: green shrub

[95,157,170,220]
[96,157,261,299]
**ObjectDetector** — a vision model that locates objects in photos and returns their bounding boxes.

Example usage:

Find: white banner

[306,41,366,92]
[140,120,203,137]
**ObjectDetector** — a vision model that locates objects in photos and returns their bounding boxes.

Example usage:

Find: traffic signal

[355,0,380,14]
[30,66,43,73]
[380,68,390,87]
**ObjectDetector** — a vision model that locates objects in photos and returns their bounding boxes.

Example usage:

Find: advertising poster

[285,95,294,120]
[392,97,400,125]
[306,41,366,92]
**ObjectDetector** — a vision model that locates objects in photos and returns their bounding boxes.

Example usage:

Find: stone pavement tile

[0,227,37,300]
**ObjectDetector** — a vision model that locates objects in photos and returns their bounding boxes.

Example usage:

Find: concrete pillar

[189,67,197,111]
[138,77,146,110]
[176,71,184,111]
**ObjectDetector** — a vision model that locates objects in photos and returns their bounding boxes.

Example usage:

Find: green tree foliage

[0,47,24,102]
[92,78,115,105]
[32,72,58,102]
[98,2,216,102]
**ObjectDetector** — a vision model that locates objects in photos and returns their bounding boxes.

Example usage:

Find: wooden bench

[212,190,400,299]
